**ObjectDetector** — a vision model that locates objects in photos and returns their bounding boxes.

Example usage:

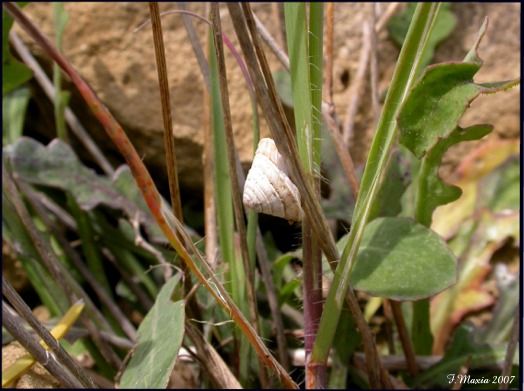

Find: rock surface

[14,3,520,194]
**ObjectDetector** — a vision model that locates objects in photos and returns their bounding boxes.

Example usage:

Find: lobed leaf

[7,137,165,242]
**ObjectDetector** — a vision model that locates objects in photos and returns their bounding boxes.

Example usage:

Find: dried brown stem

[375,2,403,33]
[185,320,242,388]
[9,31,114,176]
[342,20,372,146]
[176,2,211,90]
[3,3,296,386]
[252,11,289,71]
[210,3,267,386]
[3,278,96,388]
[2,301,86,388]
[322,106,360,200]
[149,2,183,228]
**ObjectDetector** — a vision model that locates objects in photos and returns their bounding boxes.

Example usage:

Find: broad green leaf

[6,137,164,241]
[347,217,457,300]
[120,275,185,389]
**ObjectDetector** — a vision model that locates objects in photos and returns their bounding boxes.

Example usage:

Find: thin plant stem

[390,300,419,377]
[210,4,266,386]
[176,2,210,91]
[149,2,183,228]
[499,307,520,390]
[3,3,297,386]
[3,278,96,388]
[252,11,289,71]
[370,3,381,123]
[9,31,114,176]
[311,3,441,386]
[375,2,403,33]
[342,20,372,146]
[2,301,85,389]
[324,3,335,107]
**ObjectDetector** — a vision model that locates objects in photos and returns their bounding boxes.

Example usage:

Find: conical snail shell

[243,138,301,222]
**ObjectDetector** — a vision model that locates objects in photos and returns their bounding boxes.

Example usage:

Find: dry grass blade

[230,4,391,387]
[9,31,114,176]
[209,3,267,386]
[149,2,183,227]
[3,3,297,387]
[3,165,123,369]
[3,278,95,388]
[1,301,84,388]
[184,320,242,388]
[229,3,339,266]
[342,20,372,145]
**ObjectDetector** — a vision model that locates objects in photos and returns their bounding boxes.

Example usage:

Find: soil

[13,2,520,225]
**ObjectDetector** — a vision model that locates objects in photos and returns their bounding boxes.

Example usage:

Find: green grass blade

[311,2,442,366]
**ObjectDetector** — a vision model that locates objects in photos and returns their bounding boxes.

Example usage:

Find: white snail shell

[243,138,301,222]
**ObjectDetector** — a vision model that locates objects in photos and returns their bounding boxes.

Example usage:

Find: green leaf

[273,69,294,108]
[398,18,519,160]
[415,124,493,226]
[6,137,164,242]
[388,3,457,71]
[413,324,516,388]
[348,217,457,300]
[119,275,185,389]
[398,62,488,158]
[3,3,32,95]
[3,86,31,145]
[2,57,33,96]
[368,149,411,220]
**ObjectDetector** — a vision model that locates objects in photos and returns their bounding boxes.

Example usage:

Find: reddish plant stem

[4,3,297,387]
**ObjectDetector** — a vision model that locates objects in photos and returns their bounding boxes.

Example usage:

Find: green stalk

[284,3,325,387]
[208,30,250,383]
[311,2,441,366]
[4,3,297,385]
